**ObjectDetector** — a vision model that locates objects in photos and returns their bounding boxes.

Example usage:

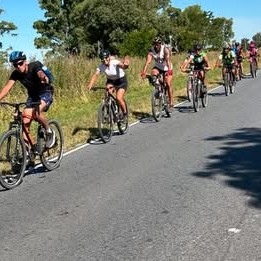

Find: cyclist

[247,41,258,67]
[235,42,244,77]
[140,36,174,110]
[87,50,130,122]
[181,44,211,94]
[215,43,237,84]
[0,51,55,149]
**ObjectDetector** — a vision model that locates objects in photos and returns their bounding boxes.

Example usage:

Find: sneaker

[45,129,56,148]
[202,85,207,94]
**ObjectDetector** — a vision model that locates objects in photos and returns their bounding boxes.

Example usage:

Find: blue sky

[1,0,261,61]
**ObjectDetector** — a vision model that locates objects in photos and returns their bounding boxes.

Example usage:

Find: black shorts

[106,76,128,90]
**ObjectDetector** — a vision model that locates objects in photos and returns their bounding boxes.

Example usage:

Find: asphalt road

[1,72,261,261]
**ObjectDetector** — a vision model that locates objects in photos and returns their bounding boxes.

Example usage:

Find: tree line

[1,0,261,60]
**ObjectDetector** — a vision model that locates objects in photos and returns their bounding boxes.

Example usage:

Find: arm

[141,53,153,78]
[181,57,192,72]
[118,55,130,69]
[0,79,15,100]
[164,47,172,72]
[203,55,211,70]
[87,70,100,90]
[37,70,49,84]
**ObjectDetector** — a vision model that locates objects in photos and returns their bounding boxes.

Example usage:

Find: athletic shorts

[106,75,128,90]
[26,91,53,110]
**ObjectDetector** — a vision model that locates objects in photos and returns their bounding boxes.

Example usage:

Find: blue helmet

[9,51,26,63]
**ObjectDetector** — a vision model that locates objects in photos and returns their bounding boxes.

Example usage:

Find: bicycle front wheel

[117,100,129,134]
[98,102,113,143]
[40,120,64,171]
[224,73,229,96]
[0,130,27,189]
[151,88,163,122]
[192,82,200,112]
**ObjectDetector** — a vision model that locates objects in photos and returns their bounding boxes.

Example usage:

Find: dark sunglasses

[13,61,24,68]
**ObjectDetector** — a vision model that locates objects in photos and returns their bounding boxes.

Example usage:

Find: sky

[1,0,261,61]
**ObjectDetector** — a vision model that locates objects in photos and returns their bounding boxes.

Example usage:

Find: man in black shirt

[0,51,55,149]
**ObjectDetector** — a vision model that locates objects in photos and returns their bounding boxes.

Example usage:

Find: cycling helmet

[249,43,255,49]
[9,51,26,63]
[99,50,110,60]
[223,42,230,49]
[235,42,240,47]
[153,37,162,45]
[194,44,202,51]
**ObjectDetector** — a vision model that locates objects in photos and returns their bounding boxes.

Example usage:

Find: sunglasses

[13,61,24,68]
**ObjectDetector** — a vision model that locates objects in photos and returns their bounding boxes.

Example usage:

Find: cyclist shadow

[72,126,102,144]
[176,105,196,113]
[132,111,156,123]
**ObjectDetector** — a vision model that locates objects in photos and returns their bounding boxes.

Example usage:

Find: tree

[252,33,261,47]
[0,7,18,63]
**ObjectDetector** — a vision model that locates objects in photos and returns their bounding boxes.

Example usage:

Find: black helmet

[153,36,162,45]
[235,42,240,47]
[9,51,26,63]
[99,50,110,61]
[194,44,202,51]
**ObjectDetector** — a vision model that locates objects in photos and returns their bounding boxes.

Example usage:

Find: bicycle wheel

[40,120,64,171]
[250,62,256,78]
[0,130,27,189]
[163,92,171,117]
[117,100,129,134]
[151,88,163,122]
[201,87,208,108]
[229,72,235,94]
[187,79,192,102]
[98,102,113,143]
[224,73,229,96]
[192,81,200,112]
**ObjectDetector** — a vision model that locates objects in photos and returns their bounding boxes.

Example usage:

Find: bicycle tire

[192,81,200,112]
[201,87,208,108]
[224,73,229,96]
[117,100,129,134]
[0,130,27,189]
[229,72,235,94]
[250,62,256,78]
[163,92,171,117]
[40,120,64,171]
[187,78,192,102]
[98,102,113,143]
[151,88,163,122]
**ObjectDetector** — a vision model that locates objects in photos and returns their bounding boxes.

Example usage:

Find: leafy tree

[0,7,17,63]
[252,33,261,47]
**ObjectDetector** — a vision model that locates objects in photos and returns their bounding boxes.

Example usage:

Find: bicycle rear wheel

[117,100,129,134]
[201,87,208,108]
[98,102,113,143]
[187,79,192,102]
[192,82,200,112]
[250,62,257,78]
[40,120,64,171]
[0,130,26,189]
[151,88,163,121]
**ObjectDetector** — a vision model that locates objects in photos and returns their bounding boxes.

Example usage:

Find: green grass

[0,52,258,151]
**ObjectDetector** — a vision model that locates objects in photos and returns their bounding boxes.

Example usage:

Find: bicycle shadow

[191,127,261,208]
[176,105,196,113]
[132,111,156,123]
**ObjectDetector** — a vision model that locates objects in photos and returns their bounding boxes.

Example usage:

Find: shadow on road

[192,127,261,208]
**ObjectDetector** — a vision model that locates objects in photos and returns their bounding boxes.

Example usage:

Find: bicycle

[188,66,208,112]
[93,87,129,143]
[0,101,64,189]
[146,73,170,122]
[223,65,235,96]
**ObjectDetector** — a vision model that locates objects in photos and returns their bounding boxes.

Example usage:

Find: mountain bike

[146,73,170,122]
[0,101,64,189]
[249,56,257,78]
[188,66,208,112]
[223,65,235,96]
[93,87,129,143]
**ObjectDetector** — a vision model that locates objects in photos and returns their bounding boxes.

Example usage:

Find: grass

[0,52,259,151]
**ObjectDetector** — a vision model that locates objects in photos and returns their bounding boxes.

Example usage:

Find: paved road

[1,73,261,261]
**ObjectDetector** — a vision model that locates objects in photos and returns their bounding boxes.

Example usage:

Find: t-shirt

[97,59,125,80]
[219,50,236,65]
[9,61,53,98]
